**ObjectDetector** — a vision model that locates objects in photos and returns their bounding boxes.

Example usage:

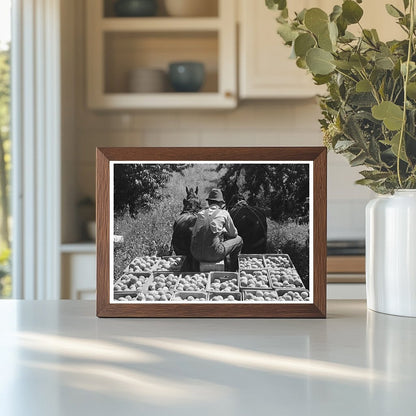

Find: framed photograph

[96,147,327,318]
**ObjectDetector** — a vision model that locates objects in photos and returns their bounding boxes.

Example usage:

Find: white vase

[366,190,416,317]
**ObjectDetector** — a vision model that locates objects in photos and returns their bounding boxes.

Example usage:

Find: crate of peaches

[238,254,265,270]
[113,272,152,292]
[175,272,208,292]
[243,289,280,302]
[209,292,242,302]
[269,268,305,290]
[239,269,271,289]
[171,291,208,302]
[278,289,310,302]
[146,272,181,293]
[124,256,161,273]
[263,254,294,269]
[114,290,173,302]
[156,256,185,272]
[207,272,239,293]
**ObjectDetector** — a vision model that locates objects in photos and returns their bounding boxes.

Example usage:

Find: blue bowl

[114,0,157,17]
[168,62,205,93]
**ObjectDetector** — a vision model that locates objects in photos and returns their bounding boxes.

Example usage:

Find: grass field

[113,164,309,285]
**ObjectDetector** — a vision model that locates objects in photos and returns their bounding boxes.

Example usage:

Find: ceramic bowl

[128,68,167,93]
[114,0,158,17]
[168,62,205,92]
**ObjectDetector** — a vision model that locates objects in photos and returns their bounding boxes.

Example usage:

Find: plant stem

[397,0,415,188]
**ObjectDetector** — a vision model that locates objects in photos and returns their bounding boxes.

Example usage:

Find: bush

[266,219,310,288]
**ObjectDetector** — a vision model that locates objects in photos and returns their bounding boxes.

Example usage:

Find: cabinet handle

[225,91,234,99]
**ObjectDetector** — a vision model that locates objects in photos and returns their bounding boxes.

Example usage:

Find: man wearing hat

[190,188,243,272]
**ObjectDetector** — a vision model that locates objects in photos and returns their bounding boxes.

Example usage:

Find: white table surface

[0,300,415,416]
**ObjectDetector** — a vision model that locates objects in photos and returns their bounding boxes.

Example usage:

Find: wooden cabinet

[238,0,404,99]
[238,0,325,99]
[86,0,237,109]
[61,245,96,300]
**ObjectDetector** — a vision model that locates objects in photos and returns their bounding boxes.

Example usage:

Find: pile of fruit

[114,273,149,291]
[239,256,264,269]
[240,269,270,289]
[147,273,179,292]
[125,256,161,273]
[172,292,207,302]
[270,268,304,289]
[156,256,184,271]
[210,294,239,301]
[176,273,208,292]
[244,290,280,302]
[278,290,310,302]
[209,275,239,292]
[114,252,310,303]
[142,290,173,301]
[264,255,291,269]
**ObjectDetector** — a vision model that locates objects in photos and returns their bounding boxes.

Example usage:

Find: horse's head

[183,186,201,213]
[227,192,246,210]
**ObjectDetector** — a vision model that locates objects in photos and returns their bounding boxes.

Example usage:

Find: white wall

[62,0,374,243]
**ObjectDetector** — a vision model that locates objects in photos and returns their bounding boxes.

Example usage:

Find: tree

[0,45,10,248]
[217,163,309,221]
[114,163,186,216]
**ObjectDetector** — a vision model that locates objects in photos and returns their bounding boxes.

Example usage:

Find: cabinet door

[239,0,405,99]
[239,0,326,99]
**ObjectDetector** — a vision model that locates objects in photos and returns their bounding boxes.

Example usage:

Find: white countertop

[0,300,415,416]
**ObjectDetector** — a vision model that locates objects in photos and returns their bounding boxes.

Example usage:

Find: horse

[171,187,201,271]
[228,194,267,254]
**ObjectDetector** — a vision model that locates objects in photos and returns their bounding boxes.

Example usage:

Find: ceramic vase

[366,190,416,317]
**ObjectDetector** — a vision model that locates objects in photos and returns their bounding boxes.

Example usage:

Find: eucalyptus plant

[266,0,416,193]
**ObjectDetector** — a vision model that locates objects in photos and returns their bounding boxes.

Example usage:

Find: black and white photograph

[110,161,313,303]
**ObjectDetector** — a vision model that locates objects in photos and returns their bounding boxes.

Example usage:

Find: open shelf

[87,0,236,109]
[104,31,218,94]
[101,17,221,32]
[103,0,219,18]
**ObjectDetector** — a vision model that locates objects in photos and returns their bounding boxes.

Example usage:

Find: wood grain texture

[96,147,327,318]
[327,256,365,274]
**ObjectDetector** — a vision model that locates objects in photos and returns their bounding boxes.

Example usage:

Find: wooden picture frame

[96,147,327,318]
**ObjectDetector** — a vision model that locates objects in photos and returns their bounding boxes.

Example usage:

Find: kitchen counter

[0,300,415,415]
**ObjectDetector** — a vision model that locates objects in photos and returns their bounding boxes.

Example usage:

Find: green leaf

[371,29,380,42]
[350,151,367,167]
[306,48,335,75]
[350,54,368,70]
[375,55,395,70]
[318,27,334,52]
[339,31,356,43]
[277,23,298,43]
[294,33,316,58]
[403,0,410,10]
[389,132,409,162]
[407,82,416,99]
[330,5,342,22]
[360,170,391,181]
[296,57,308,69]
[372,101,404,130]
[333,60,353,70]
[313,74,332,85]
[296,8,307,23]
[356,79,372,92]
[266,0,287,11]
[385,4,403,18]
[304,8,329,35]
[342,0,364,24]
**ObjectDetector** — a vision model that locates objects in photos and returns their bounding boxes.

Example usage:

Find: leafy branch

[266,0,416,193]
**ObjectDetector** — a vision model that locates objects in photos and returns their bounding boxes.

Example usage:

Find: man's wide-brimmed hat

[206,188,225,203]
